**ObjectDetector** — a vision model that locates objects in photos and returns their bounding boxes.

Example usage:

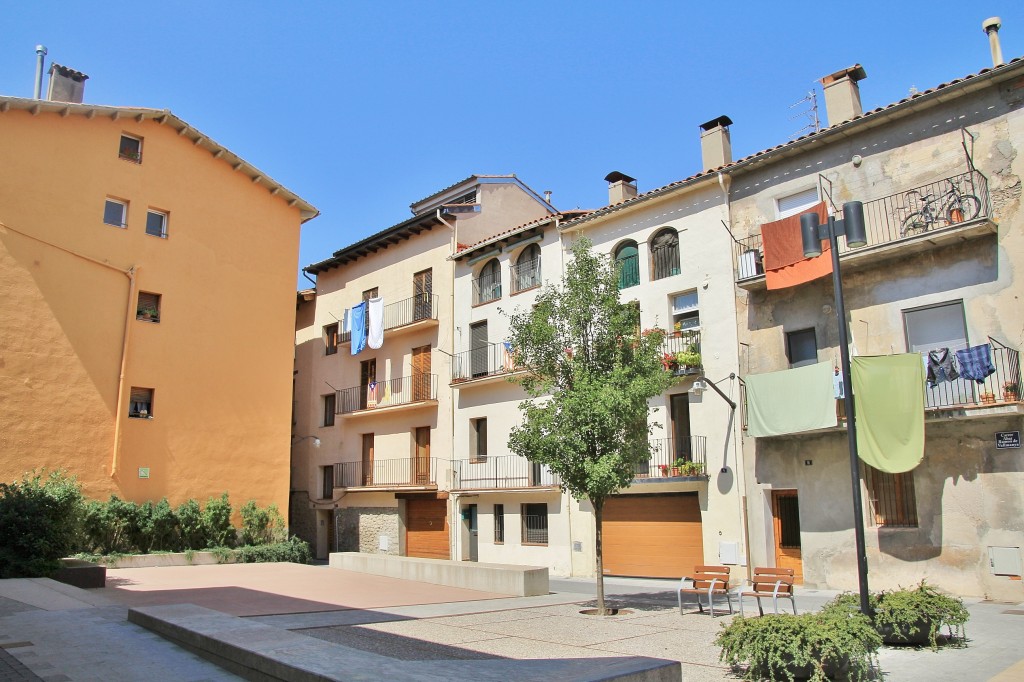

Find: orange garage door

[405,498,449,559]
[602,493,704,578]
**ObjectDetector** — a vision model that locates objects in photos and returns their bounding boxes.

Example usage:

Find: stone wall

[338,507,400,555]
[288,492,317,548]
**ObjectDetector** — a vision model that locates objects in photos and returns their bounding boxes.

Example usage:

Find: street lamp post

[800,201,871,615]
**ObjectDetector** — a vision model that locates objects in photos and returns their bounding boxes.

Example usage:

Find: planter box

[879,617,934,646]
[91,551,237,569]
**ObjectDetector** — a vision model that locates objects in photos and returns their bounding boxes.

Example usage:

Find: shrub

[147,498,181,552]
[825,582,969,650]
[235,537,311,565]
[0,470,84,578]
[716,609,881,681]
[201,493,235,548]
[240,500,287,546]
[176,498,207,549]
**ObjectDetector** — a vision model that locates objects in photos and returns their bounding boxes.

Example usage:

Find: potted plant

[717,609,881,681]
[679,460,704,477]
[663,352,679,373]
[658,464,669,477]
[137,306,159,321]
[1003,380,1019,402]
[979,390,996,405]
[675,347,702,373]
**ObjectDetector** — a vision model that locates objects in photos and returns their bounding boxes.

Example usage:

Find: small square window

[129,387,154,418]
[786,328,818,368]
[324,323,339,355]
[136,292,161,323]
[146,210,168,238]
[671,291,700,332]
[119,135,142,163]
[104,199,127,228]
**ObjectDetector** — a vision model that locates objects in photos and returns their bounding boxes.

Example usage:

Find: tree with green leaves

[504,237,674,614]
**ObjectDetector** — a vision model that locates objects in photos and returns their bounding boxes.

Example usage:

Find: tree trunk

[594,497,606,615]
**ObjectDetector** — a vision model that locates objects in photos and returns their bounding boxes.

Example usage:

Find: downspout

[111,265,139,479]
[437,208,459,559]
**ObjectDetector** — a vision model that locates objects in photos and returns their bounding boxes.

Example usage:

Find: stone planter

[878,617,935,646]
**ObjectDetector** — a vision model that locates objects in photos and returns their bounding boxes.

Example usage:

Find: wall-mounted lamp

[690,380,707,394]
[292,435,321,448]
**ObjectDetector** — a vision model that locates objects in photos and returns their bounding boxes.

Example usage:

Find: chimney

[983,17,1004,67]
[699,115,733,172]
[604,171,637,204]
[820,65,867,126]
[46,63,89,103]
[544,190,553,204]
[33,45,47,99]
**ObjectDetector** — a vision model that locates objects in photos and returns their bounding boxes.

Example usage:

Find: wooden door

[772,490,803,583]
[412,345,431,400]
[405,498,449,559]
[413,269,432,321]
[361,433,374,486]
[414,426,431,484]
[603,494,704,578]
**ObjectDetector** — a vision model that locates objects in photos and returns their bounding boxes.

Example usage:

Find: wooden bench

[737,567,796,617]
[677,565,732,617]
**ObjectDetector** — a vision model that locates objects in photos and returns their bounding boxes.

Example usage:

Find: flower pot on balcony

[980,392,996,405]
[1005,391,1019,403]
[670,467,681,477]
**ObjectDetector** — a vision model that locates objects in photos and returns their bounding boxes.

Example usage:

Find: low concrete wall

[91,551,237,569]
[329,552,549,597]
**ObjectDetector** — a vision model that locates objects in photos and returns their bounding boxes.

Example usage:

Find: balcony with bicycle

[333,456,440,490]
[338,294,439,344]
[632,436,709,483]
[451,455,561,491]
[450,342,520,388]
[336,374,438,417]
[734,169,996,289]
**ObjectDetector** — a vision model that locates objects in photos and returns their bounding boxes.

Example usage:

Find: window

[650,228,680,280]
[136,292,161,323]
[903,301,971,407]
[324,323,339,355]
[145,210,168,238]
[104,199,127,228]
[322,393,336,427]
[321,465,334,500]
[129,387,153,418]
[786,328,818,368]
[863,464,919,527]
[119,134,142,163]
[362,287,378,301]
[521,502,548,544]
[511,244,541,293]
[776,187,820,219]
[470,418,487,462]
[671,291,699,332]
[494,504,505,543]
[614,241,639,289]
[474,259,501,304]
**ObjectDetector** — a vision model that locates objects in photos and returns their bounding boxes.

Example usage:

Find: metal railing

[661,329,702,374]
[922,340,1020,410]
[735,169,992,281]
[510,257,542,294]
[334,456,440,488]
[338,294,438,343]
[616,254,640,289]
[337,374,438,413]
[522,515,548,544]
[452,455,561,490]
[651,242,681,280]
[634,436,708,479]
[451,343,515,382]
[473,272,502,305]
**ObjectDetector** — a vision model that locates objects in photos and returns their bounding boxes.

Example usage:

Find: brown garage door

[406,498,449,559]
[602,493,703,578]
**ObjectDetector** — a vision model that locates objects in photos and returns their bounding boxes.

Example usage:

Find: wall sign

[138,467,150,479]
[996,431,1020,449]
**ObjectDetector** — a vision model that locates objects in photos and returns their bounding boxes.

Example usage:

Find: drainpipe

[437,208,459,560]
[33,45,47,99]
[436,209,457,253]
[110,266,139,479]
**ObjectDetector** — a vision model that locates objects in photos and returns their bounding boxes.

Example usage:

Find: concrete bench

[329,552,548,597]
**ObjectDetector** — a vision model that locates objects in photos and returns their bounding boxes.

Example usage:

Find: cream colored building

[0,69,317,515]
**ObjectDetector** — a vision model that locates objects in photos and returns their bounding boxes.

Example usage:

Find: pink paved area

[100,563,513,617]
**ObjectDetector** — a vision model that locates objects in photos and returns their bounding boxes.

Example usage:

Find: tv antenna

[789,89,820,139]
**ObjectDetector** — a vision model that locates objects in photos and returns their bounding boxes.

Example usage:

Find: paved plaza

[0,564,1023,680]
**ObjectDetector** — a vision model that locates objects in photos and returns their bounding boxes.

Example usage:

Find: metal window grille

[521,503,548,544]
[651,231,680,280]
[863,464,919,527]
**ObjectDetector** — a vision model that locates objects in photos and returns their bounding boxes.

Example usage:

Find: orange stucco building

[0,92,317,515]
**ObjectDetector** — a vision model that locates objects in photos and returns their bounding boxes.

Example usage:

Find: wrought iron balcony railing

[451,343,516,383]
[510,256,542,294]
[333,456,440,488]
[735,169,993,281]
[473,272,501,305]
[339,294,438,343]
[337,374,437,414]
[634,436,708,479]
[661,329,702,374]
[452,455,561,490]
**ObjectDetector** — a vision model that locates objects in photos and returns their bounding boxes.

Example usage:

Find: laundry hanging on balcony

[350,301,368,355]
[762,202,832,290]
[745,361,837,437]
[367,296,384,349]
[955,343,996,383]
[925,348,959,387]
[852,354,925,473]
[502,341,515,371]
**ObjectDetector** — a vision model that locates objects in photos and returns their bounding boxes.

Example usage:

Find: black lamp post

[800,201,871,615]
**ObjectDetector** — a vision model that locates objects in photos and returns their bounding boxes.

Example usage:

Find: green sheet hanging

[851,354,925,474]
[745,361,837,437]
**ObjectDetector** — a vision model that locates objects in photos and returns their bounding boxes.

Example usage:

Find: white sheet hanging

[367,296,384,349]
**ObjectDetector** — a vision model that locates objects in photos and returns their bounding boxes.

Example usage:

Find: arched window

[474,258,502,304]
[650,228,680,280]
[614,241,639,289]
[512,243,541,293]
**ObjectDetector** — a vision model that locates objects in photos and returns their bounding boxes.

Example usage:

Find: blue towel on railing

[350,301,367,355]
[955,344,995,383]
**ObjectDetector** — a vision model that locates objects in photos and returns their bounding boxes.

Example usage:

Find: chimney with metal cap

[604,171,638,205]
[46,63,89,103]
[699,115,733,172]
[820,65,867,126]
[983,17,1004,67]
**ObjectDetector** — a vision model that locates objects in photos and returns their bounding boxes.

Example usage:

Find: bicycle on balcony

[899,178,981,237]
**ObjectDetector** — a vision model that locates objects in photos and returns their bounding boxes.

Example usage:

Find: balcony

[510,256,542,294]
[473,272,501,306]
[334,456,440,490]
[337,374,438,416]
[339,294,438,343]
[662,329,702,375]
[735,169,996,289]
[451,343,518,387]
[632,436,708,481]
[452,455,561,491]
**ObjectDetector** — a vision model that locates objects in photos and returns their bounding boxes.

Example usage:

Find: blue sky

[3,1,1022,287]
